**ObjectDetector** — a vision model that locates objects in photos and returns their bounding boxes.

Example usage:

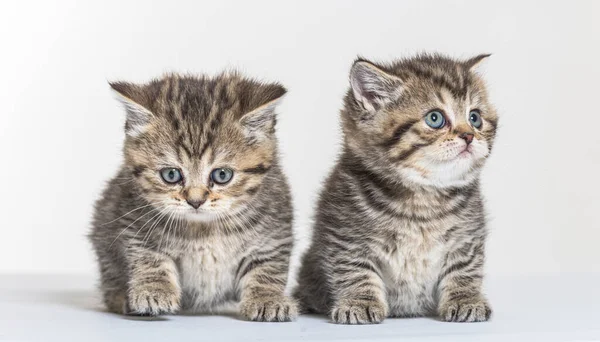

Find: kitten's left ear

[350,59,403,112]
[240,84,286,139]
[465,54,491,71]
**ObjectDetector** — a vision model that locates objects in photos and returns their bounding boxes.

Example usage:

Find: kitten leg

[95,254,129,314]
[437,238,491,322]
[329,255,388,324]
[237,240,298,322]
[102,288,128,314]
[126,246,181,316]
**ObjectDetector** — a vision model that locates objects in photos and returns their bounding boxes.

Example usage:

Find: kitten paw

[127,285,180,316]
[439,298,491,322]
[331,299,387,324]
[239,296,298,322]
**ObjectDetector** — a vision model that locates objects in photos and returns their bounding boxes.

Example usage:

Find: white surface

[1,1,599,277]
[1,274,599,341]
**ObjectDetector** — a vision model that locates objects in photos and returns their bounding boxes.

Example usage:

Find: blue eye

[211,168,234,185]
[425,110,446,129]
[160,168,182,184]
[469,110,482,128]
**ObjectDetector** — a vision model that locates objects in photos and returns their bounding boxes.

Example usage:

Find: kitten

[295,54,498,324]
[89,72,297,321]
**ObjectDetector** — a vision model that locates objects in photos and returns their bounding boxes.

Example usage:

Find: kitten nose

[186,199,205,209]
[460,132,474,145]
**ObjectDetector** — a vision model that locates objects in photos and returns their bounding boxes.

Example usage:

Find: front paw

[331,299,387,324]
[127,284,181,316]
[439,297,491,322]
[240,296,298,322]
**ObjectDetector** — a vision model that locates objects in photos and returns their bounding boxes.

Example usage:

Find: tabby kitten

[89,72,297,321]
[296,54,498,324]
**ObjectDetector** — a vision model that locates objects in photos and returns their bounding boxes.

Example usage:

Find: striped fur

[295,54,498,324]
[89,72,297,321]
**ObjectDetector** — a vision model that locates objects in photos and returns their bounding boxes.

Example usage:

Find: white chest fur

[379,224,448,317]
[176,239,241,313]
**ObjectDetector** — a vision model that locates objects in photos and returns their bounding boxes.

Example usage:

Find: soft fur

[295,54,498,324]
[89,72,297,321]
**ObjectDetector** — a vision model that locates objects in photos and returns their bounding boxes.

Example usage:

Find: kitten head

[342,53,498,188]
[111,72,285,222]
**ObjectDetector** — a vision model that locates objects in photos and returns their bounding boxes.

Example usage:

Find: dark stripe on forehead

[208,146,216,165]
[196,139,211,162]
[460,70,471,100]
[193,102,223,158]
[164,78,178,121]
[408,65,468,98]
[381,119,419,148]
[435,90,445,104]
[177,135,193,159]
[218,83,236,111]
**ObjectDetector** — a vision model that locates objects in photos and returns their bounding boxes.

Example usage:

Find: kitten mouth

[457,147,473,158]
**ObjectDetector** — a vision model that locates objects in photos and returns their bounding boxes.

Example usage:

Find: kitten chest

[380,222,448,316]
[176,240,242,312]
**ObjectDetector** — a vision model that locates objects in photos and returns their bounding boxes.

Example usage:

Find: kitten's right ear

[464,53,491,71]
[109,81,153,137]
[350,59,403,112]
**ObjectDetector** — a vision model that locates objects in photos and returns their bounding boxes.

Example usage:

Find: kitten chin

[90,72,297,321]
[181,211,220,223]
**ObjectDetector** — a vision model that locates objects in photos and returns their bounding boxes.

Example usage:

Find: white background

[1,0,598,277]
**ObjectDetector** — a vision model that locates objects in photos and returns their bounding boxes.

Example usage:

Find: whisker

[138,207,170,247]
[158,210,176,251]
[100,202,163,226]
[108,205,164,249]
[142,208,171,248]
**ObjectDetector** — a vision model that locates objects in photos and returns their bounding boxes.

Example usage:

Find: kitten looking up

[296,54,497,324]
[89,72,297,321]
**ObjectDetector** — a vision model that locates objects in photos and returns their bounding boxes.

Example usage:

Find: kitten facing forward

[296,54,498,324]
[89,72,297,321]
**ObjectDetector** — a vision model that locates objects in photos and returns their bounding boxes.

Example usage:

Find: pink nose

[460,133,474,145]
[186,199,205,209]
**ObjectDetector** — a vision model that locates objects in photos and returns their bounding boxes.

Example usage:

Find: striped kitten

[296,54,498,324]
[89,72,297,321]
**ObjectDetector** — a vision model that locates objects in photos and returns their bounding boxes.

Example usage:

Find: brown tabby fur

[296,53,498,324]
[89,72,297,321]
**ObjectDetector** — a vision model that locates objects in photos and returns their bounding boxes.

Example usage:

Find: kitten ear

[240,85,286,139]
[465,54,491,71]
[350,59,403,112]
[109,81,154,137]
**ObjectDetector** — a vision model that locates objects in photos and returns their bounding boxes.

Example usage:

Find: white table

[1,274,598,341]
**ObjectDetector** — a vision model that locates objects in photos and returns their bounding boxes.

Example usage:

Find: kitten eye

[469,110,483,128]
[160,168,182,184]
[211,168,234,185]
[425,110,446,129]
